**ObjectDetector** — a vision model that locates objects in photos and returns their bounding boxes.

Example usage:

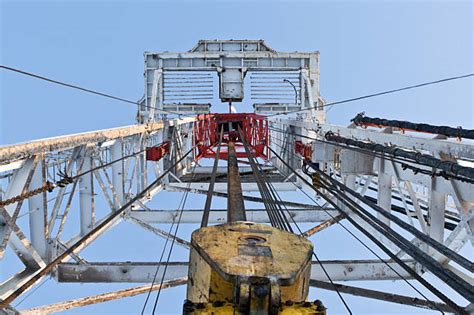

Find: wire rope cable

[0,65,192,116]
[267,142,463,313]
[267,135,451,312]
[267,73,474,117]
[268,124,474,184]
[268,129,474,269]
[150,163,198,314]
[140,215,178,314]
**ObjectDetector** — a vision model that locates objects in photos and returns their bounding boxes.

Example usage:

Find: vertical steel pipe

[227,141,246,222]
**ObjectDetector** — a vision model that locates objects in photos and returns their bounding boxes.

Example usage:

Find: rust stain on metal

[22,277,187,314]
[0,118,195,164]
[302,214,345,238]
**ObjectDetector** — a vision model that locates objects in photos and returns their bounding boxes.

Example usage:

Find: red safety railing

[193,113,269,161]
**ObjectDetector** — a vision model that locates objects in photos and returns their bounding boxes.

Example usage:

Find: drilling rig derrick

[0,39,472,315]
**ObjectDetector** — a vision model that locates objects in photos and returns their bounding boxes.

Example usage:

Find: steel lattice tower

[0,40,472,314]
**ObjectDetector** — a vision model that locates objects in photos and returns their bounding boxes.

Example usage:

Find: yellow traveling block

[184,222,326,314]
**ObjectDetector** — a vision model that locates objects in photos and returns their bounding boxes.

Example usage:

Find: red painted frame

[146,141,170,161]
[295,140,312,160]
[193,113,269,161]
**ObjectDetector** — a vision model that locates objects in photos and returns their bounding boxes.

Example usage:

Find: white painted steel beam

[79,149,93,236]
[143,40,322,119]
[277,120,474,204]
[57,262,188,283]
[429,182,446,244]
[0,118,195,164]
[0,55,471,313]
[165,182,297,192]
[126,216,190,248]
[56,260,416,283]
[22,278,187,315]
[192,166,275,174]
[110,140,125,208]
[0,269,38,302]
[127,209,339,224]
[377,158,392,227]
[0,158,45,268]
[28,158,47,259]
[282,119,474,160]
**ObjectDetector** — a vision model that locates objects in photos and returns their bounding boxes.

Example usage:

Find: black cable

[0,65,191,117]
[14,277,51,307]
[266,179,294,233]
[142,130,181,314]
[310,249,353,314]
[324,131,474,181]
[308,164,473,272]
[201,126,224,227]
[312,175,469,312]
[268,124,473,183]
[0,147,196,308]
[270,133,470,270]
[269,128,414,183]
[269,124,429,166]
[71,141,168,181]
[140,215,178,314]
[268,145,459,313]
[239,126,291,231]
[267,135,457,313]
[0,140,170,208]
[274,130,468,310]
[320,183,474,301]
[260,166,291,231]
[293,181,444,313]
[151,164,197,314]
[239,126,279,228]
[151,183,190,314]
[267,73,474,117]
[250,152,284,230]
[270,128,472,199]
[262,134,353,313]
[401,163,474,184]
[267,169,353,314]
[351,113,474,140]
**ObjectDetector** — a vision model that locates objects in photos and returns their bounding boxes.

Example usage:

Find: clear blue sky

[0,1,473,314]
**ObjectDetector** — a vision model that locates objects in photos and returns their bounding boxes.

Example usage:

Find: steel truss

[0,40,472,314]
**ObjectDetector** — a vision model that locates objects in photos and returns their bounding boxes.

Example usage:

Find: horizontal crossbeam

[166,182,297,192]
[57,260,416,283]
[128,209,339,224]
[22,278,187,314]
[310,279,452,312]
[0,118,194,164]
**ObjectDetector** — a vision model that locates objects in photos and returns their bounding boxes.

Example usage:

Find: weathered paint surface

[186,222,315,313]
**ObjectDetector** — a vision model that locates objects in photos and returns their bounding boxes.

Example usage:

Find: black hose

[352,113,474,139]
[325,132,474,180]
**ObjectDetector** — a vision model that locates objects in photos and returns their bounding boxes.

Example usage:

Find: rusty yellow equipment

[183,221,326,314]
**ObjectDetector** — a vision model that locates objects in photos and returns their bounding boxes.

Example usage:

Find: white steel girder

[165,182,297,192]
[0,118,194,308]
[127,209,340,224]
[0,157,45,269]
[140,40,323,122]
[55,259,416,283]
